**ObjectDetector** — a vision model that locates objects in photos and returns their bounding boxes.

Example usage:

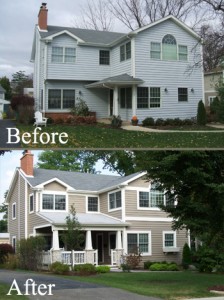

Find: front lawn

[17,124,224,148]
[0,283,28,300]
[64,271,224,300]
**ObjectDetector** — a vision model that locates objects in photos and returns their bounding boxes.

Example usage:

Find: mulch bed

[209,285,224,292]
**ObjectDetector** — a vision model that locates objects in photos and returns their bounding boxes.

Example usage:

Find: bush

[149,262,179,271]
[155,118,165,126]
[96,265,110,273]
[17,236,46,271]
[182,243,192,269]
[73,263,96,275]
[194,246,224,273]
[197,100,207,125]
[144,260,154,269]
[121,264,131,272]
[71,98,90,116]
[3,254,18,269]
[142,117,155,127]
[111,115,122,128]
[11,95,34,125]
[50,261,70,274]
[0,244,14,264]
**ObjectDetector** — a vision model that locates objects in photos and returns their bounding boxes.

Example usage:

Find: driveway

[0,119,21,148]
[0,270,161,300]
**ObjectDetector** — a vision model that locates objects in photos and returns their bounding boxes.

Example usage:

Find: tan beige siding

[44,181,67,191]
[68,194,86,213]
[99,192,122,219]
[128,176,150,188]
[28,214,49,236]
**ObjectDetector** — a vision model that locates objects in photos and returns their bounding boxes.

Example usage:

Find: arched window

[162,34,177,60]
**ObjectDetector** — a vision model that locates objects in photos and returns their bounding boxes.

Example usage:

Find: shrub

[124,252,142,269]
[167,263,179,271]
[96,265,110,273]
[197,100,207,125]
[144,260,154,269]
[73,263,96,275]
[111,115,122,128]
[71,98,90,116]
[11,95,34,124]
[149,262,179,271]
[182,243,192,269]
[155,118,165,126]
[3,254,18,269]
[50,261,70,274]
[0,244,14,264]
[121,264,131,272]
[194,246,224,273]
[17,236,46,271]
[142,117,155,127]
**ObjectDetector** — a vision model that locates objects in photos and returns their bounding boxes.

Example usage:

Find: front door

[96,233,103,263]
[110,89,113,116]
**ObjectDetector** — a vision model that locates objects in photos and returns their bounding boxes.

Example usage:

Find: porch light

[191,88,194,93]
[164,88,168,92]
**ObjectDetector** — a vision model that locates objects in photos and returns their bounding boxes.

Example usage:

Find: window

[162,34,177,60]
[99,50,110,65]
[163,232,176,247]
[12,203,16,219]
[138,183,165,209]
[109,191,121,210]
[178,88,188,102]
[120,88,132,109]
[137,87,148,108]
[88,197,98,212]
[12,237,16,251]
[52,46,76,63]
[48,89,75,110]
[29,194,34,213]
[120,42,131,61]
[127,233,150,254]
[42,194,66,211]
[178,45,188,61]
[208,96,217,106]
[150,87,161,108]
[150,42,161,59]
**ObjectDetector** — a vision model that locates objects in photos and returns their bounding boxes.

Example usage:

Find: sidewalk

[185,297,224,300]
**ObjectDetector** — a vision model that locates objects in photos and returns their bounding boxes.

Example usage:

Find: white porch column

[85,230,93,250]
[116,230,122,250]
[52,229,59,250]
[113,86,119,115]
[132,85,137,116]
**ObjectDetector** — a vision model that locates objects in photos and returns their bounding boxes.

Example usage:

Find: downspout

[18,174,21,240]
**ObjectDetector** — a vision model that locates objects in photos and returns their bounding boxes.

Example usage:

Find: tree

[198,0,224,12]
[61,206,85,265]
[134,151,224,251]
[0,76,12,100]
[197,100,207,125]
[37,151,98,173]
[11,71,33,95]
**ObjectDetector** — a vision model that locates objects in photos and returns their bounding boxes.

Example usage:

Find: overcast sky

[0,0,127,80]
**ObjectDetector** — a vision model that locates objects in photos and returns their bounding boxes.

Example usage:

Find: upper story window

[12,203,16,219]
[150,35,187,62]
[99,50,110,65]
[138,183,165,209]
[120,87,132,109]
[42,194,66,211]
[52,47,76,63]
[88,197,98,212]
[29,194,34,213]
[178,88,188,102]
[48,89,75,110]
[120,42,131,62]
[109,190,121,210]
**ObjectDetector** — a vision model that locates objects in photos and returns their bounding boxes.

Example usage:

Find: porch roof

[38,212,128,227]
[85,73,144,89]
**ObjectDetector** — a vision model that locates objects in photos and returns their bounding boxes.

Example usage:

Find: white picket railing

[42,250,52,265]
[111,249,117,266]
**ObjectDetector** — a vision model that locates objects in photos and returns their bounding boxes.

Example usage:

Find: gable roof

[24,168,146,193]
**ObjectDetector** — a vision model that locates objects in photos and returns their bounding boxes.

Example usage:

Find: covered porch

[86,73,144,120]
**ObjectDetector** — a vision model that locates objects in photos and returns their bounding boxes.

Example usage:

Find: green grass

[62,271,224,300]
[0,283,28,299]
[17,124,224,149]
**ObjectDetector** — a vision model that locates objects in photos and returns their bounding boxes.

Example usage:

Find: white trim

[125,216,173,222]
[163,231,177,248]
[108,189,122,212]
[126,230,152,256]
[42,30,85,43]
[40,191,68,213]
[121,188,126,222]
[131,38,135,77]
[25,183,28,238]
[86,195,100,213]
[35,177,74,190]
[33,224,52,236]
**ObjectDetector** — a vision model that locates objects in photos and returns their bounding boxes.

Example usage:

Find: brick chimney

[38,3,48,31]
[20,150,34,176]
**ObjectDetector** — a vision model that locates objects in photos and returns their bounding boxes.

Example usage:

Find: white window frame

[52,46,76,63]
[137,185,166,210]
[29,193,34,214]
[86,195,99,213]
[108,189,122,212]
[12,202,16,220]
[126,231,151,256]
[120,41,131,62]
[150,87,161,108]
[41,191,68,212]
[163,231,177,248]
[48,89,76,110]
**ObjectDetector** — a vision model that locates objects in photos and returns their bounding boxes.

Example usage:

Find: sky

[0,0,127,80]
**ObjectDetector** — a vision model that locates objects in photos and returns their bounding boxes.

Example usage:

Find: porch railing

[42,250,52,265]
[61,251,86,265]
[111,249,117,266]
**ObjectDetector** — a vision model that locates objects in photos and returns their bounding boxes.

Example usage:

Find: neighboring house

[204,67,224,107]
[24,88,34,97]
[0,85,10,118]
[6,151,188,266]
[31,3,203,123]
[0,85,6,100]
[0,233,10,244]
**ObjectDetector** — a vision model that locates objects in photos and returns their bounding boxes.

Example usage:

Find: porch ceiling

[37,212,128,227]
[85,73,144,89]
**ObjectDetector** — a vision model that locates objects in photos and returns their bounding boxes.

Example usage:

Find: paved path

[0,119,21,148]
[0,270,161,300]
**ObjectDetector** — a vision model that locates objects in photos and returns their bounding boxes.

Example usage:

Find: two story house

[6,151,188,266]
[204,67,224,107]
[31,3,203,123]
